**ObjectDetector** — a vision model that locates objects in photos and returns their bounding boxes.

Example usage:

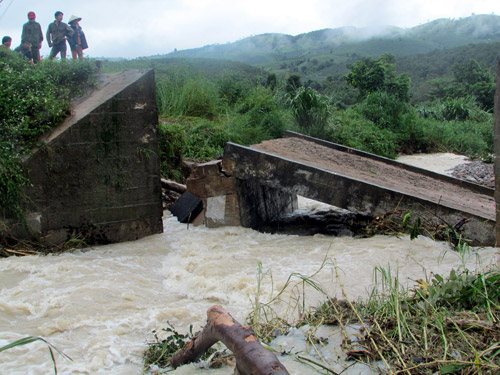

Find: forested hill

[163,14,500,66]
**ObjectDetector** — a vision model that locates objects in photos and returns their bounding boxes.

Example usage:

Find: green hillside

[166,14,500,64]
[149,14,500,101]
[397,41,500,101]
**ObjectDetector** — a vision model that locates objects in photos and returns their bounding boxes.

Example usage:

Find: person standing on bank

[21,11,43,64]
[68,16,88,60]
[46,11,73,60]
[0,36,12,49]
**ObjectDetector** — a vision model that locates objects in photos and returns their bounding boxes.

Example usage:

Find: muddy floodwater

[0,154,498,375]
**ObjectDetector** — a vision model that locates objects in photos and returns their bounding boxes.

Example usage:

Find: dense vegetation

[104,50,494,181]
[161,15,500,98]
[0,50,97,226]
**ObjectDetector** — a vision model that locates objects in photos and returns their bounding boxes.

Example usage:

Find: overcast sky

[0,0,497,59]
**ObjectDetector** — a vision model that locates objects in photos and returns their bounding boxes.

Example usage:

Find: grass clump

[155,68,290,179]
[143,322,232,372]
[266,264,500,375]
[338,267,500,375]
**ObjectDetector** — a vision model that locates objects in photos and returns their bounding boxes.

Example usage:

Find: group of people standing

[1,10,88,64]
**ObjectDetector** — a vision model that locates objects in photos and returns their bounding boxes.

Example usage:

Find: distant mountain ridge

[163,14,500,65]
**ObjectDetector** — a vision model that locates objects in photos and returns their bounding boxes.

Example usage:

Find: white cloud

[0,0,497,58]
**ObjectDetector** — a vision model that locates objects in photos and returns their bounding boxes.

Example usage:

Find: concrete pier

[15,69,163,245]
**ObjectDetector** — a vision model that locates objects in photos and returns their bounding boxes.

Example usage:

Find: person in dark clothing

[46,11,73,60]
[21,11,43,63]
[14,42,34,65]
[1,36,12,49]
[68,15,88,60]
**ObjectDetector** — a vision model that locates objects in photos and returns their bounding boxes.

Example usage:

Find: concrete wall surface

[222,142,495,246]
[18,69,163,245]
[186,160,241,227]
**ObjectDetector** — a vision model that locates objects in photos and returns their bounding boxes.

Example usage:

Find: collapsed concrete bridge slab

[12,69,163,245]
[188,132,495,246]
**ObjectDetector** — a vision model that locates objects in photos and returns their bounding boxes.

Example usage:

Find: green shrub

[0,51,98,222]
[158,122,185,181]
[357,91,409,131]
[217,73,252,106]
[414,98,493,158]
[235,85,287,141]
[182,120,230,160]
[327,109,400,158]
[441,96,485,121]
[288,86,330,138]
[420,116,493,158]
[352,92,430,154]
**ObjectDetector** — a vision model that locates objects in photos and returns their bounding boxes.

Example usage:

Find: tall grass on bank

[327,91,493,159]
[249,254,500,374]
[156,72,290,179]
[155,70,493,176]
[156,74,221,119]
[302,265,500,374]
[414,98,494,159]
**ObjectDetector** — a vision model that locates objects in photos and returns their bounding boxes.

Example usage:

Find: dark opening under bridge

[187,131,495,246]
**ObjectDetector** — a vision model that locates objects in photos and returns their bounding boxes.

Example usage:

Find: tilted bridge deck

[221,132,495,245]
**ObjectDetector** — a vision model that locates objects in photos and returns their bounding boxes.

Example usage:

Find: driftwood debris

[161,178,187,194]
[171,305,290,375]
[161,179,187,209]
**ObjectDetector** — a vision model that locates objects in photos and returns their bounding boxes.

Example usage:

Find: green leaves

[428,59,495,112]
[0,55,97,222]
[288,86,330,138]
[413,269,500,311]
[345,54,411,103]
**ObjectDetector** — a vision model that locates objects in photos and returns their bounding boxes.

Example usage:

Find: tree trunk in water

[171,305,290,375]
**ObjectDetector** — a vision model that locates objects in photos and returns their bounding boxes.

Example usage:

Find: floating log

[171,305,289,375]
[161,178,187,194]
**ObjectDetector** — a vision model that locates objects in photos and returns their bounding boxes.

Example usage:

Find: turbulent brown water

[0,154,498,375]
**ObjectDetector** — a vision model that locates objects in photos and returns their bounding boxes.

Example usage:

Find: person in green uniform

[21,11,43,63]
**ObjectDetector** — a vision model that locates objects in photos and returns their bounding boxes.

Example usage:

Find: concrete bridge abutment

[8,69,164,245]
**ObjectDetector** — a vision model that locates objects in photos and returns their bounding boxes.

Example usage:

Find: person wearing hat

[46,11,74,60]
[21,11,43,63]
[68,15,88,60]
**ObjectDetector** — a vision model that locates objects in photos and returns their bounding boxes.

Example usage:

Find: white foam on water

[0,154,498,374]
